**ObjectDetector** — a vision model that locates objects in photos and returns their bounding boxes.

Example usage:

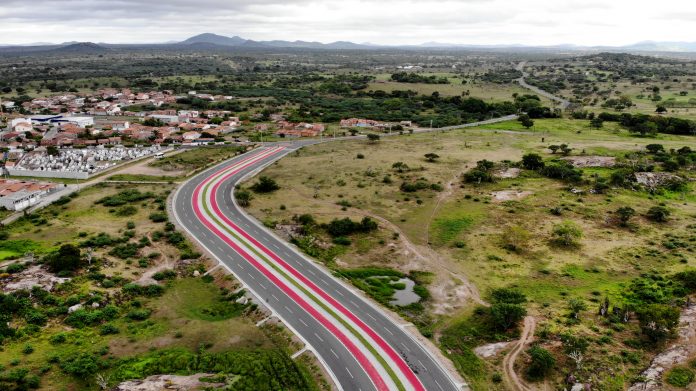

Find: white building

[0,191,40,211]
[149,114,179,124]
[11,118,31,128]
[63,116,95,128]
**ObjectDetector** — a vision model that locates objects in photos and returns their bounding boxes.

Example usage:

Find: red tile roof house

[0,132,22,142]
[275,123,325,138]
[340,118,382,128]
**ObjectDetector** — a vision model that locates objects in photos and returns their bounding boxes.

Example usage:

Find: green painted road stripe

[200,170,407,391]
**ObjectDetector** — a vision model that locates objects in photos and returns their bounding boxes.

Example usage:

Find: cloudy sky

[0,0,694,46]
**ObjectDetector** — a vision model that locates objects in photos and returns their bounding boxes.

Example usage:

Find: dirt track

[503,316,536,391]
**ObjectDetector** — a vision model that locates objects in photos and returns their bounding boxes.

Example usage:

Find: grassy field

[242,118,696,390]
[147,145,246,173]
[365,78,550,104]
[0,182,323,390]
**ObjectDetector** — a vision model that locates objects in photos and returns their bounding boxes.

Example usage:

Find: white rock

[193,270,201,277]
[571,384,584,391]
[68,303,83,313]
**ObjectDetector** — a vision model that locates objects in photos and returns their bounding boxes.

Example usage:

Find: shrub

[665,367,695,388]
[54,195,72,206]
[24,310,47,326]
[126,309,151,320]
[114,205,138,217]
[153,269,177,281]
[97,189,154,207]
[148,212,168,223]
[616,206,636,226]
[99,324,119,335]
[5,263,25,274]
[50,333,68,344]
[60,352,103,376]
[109,243,139,259]
[541,162,582,182]
[500,226,531,252]
[637,304,680,343]
[526,345,555,380]
[400,180,430,192]
[463,168,495,183]
[332,236,351,246]
[251,176,280,193]
[646,206,670,222]
[551,221,582,247]
[235,189,252,206]
[463,160,496,183]
[325,217,377,237]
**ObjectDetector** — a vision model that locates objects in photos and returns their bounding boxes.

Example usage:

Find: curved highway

[172,144,463,391]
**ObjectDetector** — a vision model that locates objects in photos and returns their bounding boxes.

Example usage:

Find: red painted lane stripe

[209,170,426,391]
[202,146,285,180]
[190,150,390,391]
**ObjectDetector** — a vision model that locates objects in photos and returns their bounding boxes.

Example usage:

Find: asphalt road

[516,61,571,109]
[172,144,462,391]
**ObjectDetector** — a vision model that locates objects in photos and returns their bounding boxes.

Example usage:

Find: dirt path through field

[287,186,484,309]
[503,316,536,391]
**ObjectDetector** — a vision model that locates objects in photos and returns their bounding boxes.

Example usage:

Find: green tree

[519,114,534,129]
[490,303,526,331]
[637,304,680,343]
[521,153,545,170]
[251,176,280,193]
[616,206,636,227]
[526,345,555,380]
[548,145,560,154]
[235,189,252,207]
[559,144,573,156]
[392,162,409,173]
[424,153,440,162]
[47,145,59,156]
[645,144,664,154]
[367,133,381,143]
[490,287,527,305]
[46,244,82,273]
[589,117,604,129]
[567,298,587,320]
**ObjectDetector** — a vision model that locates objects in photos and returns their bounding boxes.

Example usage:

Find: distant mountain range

[179,33,373,50]
[3,33,696,54]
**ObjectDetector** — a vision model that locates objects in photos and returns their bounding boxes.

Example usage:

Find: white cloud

[0,0,693,46]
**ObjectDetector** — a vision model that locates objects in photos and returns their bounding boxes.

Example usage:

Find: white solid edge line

[228,145,463,390]
[170,147,346,391]
[201,161,397,391]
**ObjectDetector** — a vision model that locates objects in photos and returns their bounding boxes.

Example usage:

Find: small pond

[390,278,420,306]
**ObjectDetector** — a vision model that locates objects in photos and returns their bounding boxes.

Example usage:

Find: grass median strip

[199,165,409,391]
